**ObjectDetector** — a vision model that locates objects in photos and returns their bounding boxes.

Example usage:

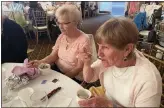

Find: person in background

[2,2,11,12]
[28,1,44,25]
[2,15,28,64]
[81,1,86,18]
[9,1,24,13]
[77,17,162,107]
[89,2,98,17]
[24,2,30,15]
[27,4,92,84]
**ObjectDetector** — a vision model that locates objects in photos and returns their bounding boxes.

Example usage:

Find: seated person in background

[2,2,11,12]
[77,17,162,107]
[27,4,92,84]
[28,1,44,25]
[2,15,28,64]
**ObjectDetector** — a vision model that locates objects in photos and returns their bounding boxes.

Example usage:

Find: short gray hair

[55,4,82,25]
[95,17,139,50]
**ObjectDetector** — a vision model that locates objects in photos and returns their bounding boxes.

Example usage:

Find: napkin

[12,58,40,79]
[47,95,72,107]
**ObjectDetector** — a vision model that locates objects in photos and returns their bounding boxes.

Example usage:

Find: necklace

[65,37,71,50]
[112,67,129,78]
[66,42,70,50]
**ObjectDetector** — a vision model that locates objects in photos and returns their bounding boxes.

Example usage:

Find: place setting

[2,75,73,107]
[2,61,75,107]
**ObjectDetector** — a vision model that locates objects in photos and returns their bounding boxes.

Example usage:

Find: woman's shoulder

[134,51,161,82]
[57,33,65,40]
[4,18,23,31]
[78,31,90,43]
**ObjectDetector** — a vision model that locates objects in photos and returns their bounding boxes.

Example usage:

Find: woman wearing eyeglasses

[77,17,162,107]
[27,4,92,84]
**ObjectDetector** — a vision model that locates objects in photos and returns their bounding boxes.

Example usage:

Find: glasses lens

[55,19,71,26]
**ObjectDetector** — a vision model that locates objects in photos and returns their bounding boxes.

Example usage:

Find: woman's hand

[26,60,42,68]
[77,47,92,64]
[78,96,113,107]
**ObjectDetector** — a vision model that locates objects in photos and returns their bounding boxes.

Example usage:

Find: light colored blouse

[90,49,162,107]
[52,32,92,81]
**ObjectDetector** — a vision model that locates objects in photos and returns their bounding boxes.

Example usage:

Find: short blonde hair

[95,17,139,50]
[55,4,82,25]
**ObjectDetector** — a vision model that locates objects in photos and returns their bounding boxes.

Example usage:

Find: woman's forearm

[83,61,94,83]
[40,54,58,64]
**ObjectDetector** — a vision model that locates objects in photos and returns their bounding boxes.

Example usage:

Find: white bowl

[76,89,91,102]
[38,63,51,75]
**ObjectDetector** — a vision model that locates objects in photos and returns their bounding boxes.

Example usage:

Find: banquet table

[2,63,83,107]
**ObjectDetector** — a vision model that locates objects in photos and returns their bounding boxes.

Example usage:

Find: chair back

[87,34,97,63]
[32,10,47,27]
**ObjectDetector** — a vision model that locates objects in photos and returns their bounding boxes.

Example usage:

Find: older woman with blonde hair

[27,4,92,84]
[77,17,162,107]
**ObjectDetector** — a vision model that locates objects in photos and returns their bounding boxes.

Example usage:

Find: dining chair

[12,11,35,55]
[32,10,51,44]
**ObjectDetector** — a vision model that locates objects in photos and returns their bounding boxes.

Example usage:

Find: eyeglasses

[55,19,71,26]
[56,21,71,26]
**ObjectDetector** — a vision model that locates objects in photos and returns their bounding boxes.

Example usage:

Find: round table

[2,63,83,107]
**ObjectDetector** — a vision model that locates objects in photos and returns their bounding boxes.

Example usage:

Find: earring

[123,56,127,61]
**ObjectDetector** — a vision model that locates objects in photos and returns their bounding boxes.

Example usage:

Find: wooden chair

[32,10,51,44]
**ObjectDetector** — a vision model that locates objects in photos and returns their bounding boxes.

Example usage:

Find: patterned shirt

[9,2,24,13]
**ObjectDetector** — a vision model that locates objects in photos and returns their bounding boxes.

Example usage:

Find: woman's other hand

[78,96,113,107]
[26,60,42,68]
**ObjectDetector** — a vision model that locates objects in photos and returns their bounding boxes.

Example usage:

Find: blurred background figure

[2,14,28,63]
[8,1,24,13]
[28,1,44,25]
[2,2,11,12]
[24,2,30,15]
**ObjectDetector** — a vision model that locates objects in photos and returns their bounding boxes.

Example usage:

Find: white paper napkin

[47,95,72,107]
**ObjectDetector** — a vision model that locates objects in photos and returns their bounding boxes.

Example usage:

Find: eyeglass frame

[55,18,75,26]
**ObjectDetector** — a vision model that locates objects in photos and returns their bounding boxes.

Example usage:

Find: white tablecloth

[2,63,83,107]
